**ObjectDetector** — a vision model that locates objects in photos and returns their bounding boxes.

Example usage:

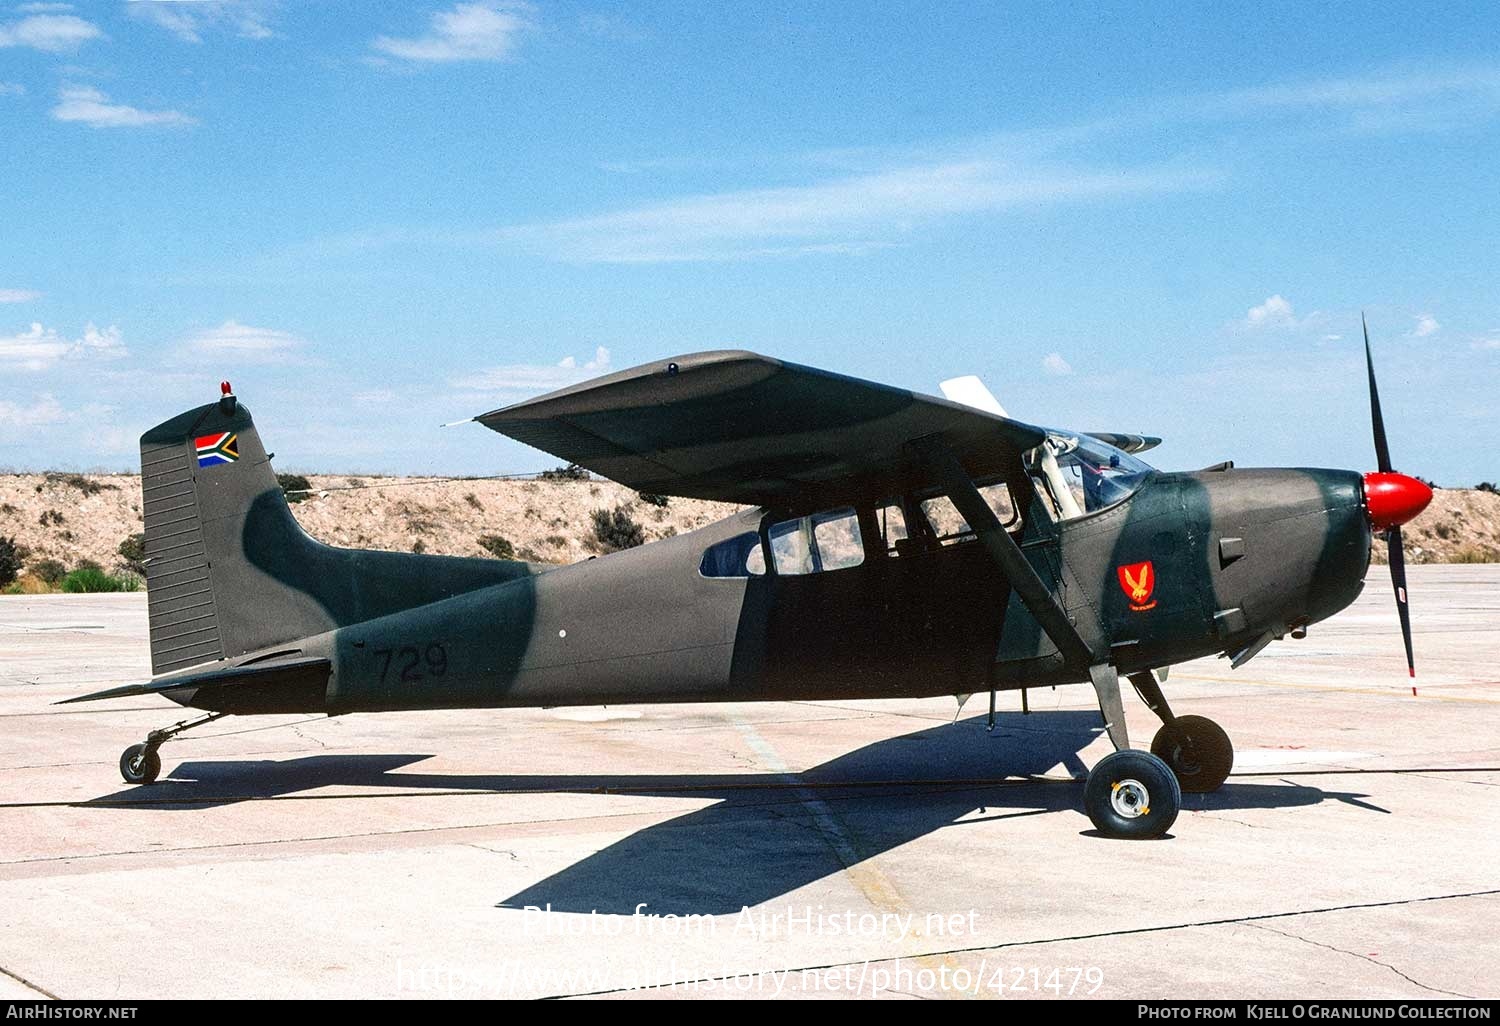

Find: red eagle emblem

[1117,561,1157,611]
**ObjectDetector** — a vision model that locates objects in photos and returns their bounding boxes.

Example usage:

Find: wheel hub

[1169,739,1202,776]
[1110,778,1150,818]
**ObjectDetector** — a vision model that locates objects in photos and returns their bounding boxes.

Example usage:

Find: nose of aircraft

[1362,472,1433,531]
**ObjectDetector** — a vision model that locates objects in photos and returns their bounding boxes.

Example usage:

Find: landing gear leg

[1083,664,1180,838]
[118,711,227,785]
[1131,670,1234,793]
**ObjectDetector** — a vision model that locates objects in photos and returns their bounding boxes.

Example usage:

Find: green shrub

[539,464,590,482]
[591,506,645,552]
[48,473,117,496]
[39,509,65,527]
[637,492,670,508]
[277,473,313,503]
[118,532,147,575]
[464,492,484,510]
[477,534,516,560]
[0,535,25,587]
[1478,482,1498,494]
[1452,545,1500,564]
[30,558,67,584]
[61,567,139,593]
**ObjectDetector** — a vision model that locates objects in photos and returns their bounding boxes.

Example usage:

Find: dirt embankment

[1371,487,1500,565]
[0,473,1495,579]
[0,473,739,578]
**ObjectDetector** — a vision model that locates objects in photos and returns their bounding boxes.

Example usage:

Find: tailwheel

[1084,749,1180,839]
[119,743,161,785]
[1150,714,1233,793]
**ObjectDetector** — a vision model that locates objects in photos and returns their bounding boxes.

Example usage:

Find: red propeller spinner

[1363,472,1433,531]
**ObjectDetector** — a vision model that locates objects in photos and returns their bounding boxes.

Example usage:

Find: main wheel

[1151,715,1233,793]
[120,743,161,785]
[1084,749,1181,838]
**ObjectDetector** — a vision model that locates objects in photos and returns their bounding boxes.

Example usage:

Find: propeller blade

[1387,524,1416,677]
[1363,313,1394,474]
[1364,318,1417,676]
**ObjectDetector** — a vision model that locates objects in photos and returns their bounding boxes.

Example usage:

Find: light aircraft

[69,321,1431,838]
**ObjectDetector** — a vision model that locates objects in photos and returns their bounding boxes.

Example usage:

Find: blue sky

[2,2,1498,485]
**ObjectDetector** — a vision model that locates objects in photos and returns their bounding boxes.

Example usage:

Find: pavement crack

[0,963,59,999]
[290,724,327,749]
[469,843,519,861]
[1244,922,1475,999]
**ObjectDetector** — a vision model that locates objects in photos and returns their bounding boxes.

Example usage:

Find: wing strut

[926,448,1131,750]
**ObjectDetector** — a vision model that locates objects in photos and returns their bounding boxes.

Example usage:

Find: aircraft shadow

[87,712,1388,914]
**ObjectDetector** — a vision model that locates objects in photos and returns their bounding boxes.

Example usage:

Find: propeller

[1361,315,1431,677]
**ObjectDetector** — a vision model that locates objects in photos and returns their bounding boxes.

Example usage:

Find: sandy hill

[0,473,739,580]
[0,473,1495,580]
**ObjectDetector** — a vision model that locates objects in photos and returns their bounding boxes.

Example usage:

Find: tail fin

[140,390,529,676]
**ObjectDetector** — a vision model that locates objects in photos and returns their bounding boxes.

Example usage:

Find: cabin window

[919,482,1020,545]
[765,508,865,575]
[699,532,766,578]
[812,508,864,570]
[877,503,908,556]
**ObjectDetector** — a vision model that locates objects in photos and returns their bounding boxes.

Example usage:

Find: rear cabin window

[699,532,766,578]
[766,508,865,575]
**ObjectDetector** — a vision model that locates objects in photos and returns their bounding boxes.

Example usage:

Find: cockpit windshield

[1025,433,1154,521]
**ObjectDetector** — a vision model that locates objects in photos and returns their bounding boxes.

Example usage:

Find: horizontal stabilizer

[57,656,331,705]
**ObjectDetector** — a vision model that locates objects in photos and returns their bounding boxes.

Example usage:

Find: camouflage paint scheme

[73,352,1373,725]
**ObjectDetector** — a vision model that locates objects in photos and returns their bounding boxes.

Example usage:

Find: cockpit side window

[917,480,1023,546]
[1025,434,1153,522]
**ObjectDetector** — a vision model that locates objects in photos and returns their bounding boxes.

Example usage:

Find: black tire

[1084,749,1180,838]
[120,743,161,785]
[1151,715,1233,793]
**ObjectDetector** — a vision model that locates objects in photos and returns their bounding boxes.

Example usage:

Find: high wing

[475,350,1050,508]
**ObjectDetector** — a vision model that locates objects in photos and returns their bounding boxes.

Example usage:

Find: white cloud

[128,1,275,44]
[1199,66,1500,126]
[186,320,306,363]
[0,322,125,371]
[452,346,612,394]
[0,289,41,303]
[51,86,195,128]
[352,388,397,405]
[0,394,66,429]
[503,161,1214,263]
[1040,352,1073,376]
[0,13,101,52]
[1411,313,1440,338]
[0,82,25,96]
[372,2,533,63]
[17,4,75,13]
[1473,332,1500,351]
[1244,294,1297,329]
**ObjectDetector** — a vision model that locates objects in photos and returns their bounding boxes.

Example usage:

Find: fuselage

[173,463,1372,715]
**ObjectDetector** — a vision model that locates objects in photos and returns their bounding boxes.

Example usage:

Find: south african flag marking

[195,432,239,468]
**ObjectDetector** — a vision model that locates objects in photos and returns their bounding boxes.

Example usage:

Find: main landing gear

[1080,666,1234,838]
[1129,670,1234,794]
[118,711,227,784]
